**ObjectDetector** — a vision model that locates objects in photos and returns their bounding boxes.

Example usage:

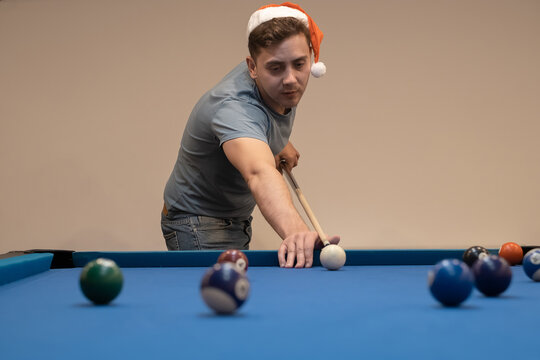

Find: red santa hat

[247,2,326,78]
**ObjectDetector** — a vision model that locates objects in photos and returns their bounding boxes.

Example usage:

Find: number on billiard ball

[428,259,474,307]
[217,249,249,272]
[79,258,123,305]
[200,262,250,314]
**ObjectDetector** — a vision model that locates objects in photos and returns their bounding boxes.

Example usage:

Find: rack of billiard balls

[428,243,540,307]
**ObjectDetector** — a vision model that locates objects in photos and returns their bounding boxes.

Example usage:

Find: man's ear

[246,56,257,79]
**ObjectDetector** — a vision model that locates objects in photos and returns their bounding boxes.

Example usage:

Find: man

[162,3,339,268]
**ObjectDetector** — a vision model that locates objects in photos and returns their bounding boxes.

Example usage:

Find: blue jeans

[161,212,252,250]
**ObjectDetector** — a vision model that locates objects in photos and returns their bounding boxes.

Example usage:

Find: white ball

[320,244,346,270]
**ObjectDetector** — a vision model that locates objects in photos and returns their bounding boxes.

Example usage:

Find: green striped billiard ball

[79,258,123,305]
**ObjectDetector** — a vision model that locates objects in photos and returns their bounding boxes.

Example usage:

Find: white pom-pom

[311,62,326,78]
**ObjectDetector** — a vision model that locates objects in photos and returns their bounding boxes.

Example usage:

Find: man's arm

[223,137,322,267]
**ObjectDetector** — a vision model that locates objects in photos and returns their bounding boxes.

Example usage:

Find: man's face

[247,34,311,115]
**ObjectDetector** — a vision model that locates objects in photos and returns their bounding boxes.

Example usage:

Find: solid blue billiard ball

[428,259,474,306]
[472,255,512,296]
[523,248,540,281]
[200,262,250,314]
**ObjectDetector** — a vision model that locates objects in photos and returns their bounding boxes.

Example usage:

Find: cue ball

[472,255,512,297]
[428,259,474,307]
[320,244,346,270]
[522,248,540,281]
[200,262,250,314]
[217,249,249,272]
[79,258,123,305]
[498,242,523,265]
[462,246,490,267]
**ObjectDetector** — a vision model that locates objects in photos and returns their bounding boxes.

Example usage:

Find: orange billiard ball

[498,242,523,265]
[217,249,249,272]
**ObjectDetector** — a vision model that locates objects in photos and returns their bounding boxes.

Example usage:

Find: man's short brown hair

[248,17,311,60]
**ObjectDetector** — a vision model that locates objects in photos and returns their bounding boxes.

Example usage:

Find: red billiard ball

[498,242,523,265]
[217,249,249,272]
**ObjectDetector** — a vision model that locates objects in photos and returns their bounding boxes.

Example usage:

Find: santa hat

[247,2,326,78]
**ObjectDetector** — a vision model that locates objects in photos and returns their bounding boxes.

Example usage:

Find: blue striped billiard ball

[428,259,474,306]
[200,262,250,314]
[472,255,512,296]
[523,248,540,281]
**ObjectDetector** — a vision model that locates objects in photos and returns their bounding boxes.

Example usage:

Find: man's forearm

[246,166,309,239]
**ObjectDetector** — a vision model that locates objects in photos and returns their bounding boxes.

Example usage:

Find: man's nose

[282,67,296,85]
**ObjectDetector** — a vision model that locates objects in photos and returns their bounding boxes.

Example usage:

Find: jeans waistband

[161,210,252,224]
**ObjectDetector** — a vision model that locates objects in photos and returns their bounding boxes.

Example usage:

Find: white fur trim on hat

[246,6,308,38]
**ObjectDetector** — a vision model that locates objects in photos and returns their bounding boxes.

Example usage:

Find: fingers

[304,234,316,268]
[279,232,318,268]
[276,141,300,171]
[278,239,297,268]
[278,242,288,267]
[315,234,341,249]
[328,235,340,245]
[289,154,299,169]
[287,142,300,168]
[275,157,297,173]
[275,155,284,173]
[278,158,295,172]
[295,237,305,268]
[285,240,296,268]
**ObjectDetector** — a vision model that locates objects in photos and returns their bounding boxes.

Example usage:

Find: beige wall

[1,0,539,253]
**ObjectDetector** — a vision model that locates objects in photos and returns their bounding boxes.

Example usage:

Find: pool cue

[280,161,330,247]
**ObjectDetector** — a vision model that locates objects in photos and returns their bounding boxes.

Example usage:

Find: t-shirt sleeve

[211,100,270,146]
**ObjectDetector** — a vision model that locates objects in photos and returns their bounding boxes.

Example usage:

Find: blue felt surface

[1,265,539,360]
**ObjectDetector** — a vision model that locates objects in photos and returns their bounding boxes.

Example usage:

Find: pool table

[1,249,539,360]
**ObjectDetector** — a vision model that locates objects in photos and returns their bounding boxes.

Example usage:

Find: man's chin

[280,98,301,109]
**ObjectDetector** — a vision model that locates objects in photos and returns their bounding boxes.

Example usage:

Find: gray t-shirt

[164,62,295,219]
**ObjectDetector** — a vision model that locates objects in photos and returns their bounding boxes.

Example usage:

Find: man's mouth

[282,90,297,96]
